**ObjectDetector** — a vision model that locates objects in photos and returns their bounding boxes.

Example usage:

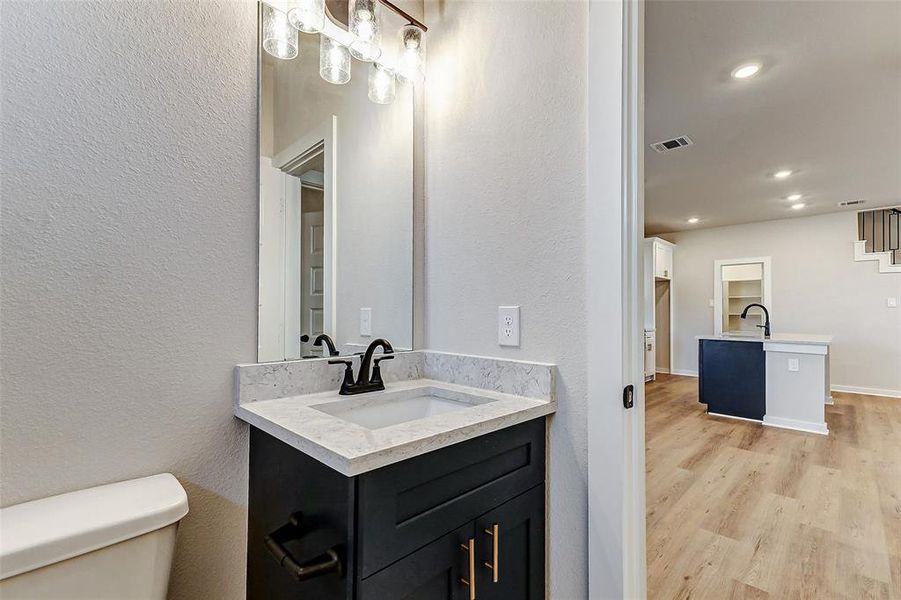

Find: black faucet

[313,334,339,357]
[740,303,771,338]
[328,338,394,395]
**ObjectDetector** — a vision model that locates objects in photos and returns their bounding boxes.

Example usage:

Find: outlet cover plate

[498,306,521,347]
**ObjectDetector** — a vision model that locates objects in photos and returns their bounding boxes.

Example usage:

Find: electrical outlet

[498,306,520,347]
[888,297,898,308]
[360,307,372,336]
[788,358,799,372]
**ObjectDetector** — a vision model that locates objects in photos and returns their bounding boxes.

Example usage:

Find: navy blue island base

[698,339,766,421]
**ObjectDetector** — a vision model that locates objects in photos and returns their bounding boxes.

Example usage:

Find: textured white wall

[424,1,590,596]
[0,2,257,598]
[663,211,901,395]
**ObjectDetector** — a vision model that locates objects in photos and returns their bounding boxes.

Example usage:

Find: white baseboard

[655,367,670,374]
[670,369,698,378]
[763,415,829,436]
[831,384,901,399]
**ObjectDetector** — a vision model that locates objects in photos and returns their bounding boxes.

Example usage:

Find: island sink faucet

[740,303,771,338]
[328,338,394,395]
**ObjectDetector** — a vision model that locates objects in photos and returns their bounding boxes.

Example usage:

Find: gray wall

[663,211,901,395]
[0,2,257,598]
[423,2,590,596]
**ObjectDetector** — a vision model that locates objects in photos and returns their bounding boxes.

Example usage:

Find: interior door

[475,485,545,600]
[300,192,324,356]
[358,522,475,600]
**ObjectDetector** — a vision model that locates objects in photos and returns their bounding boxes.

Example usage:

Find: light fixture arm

[377,0,427,31]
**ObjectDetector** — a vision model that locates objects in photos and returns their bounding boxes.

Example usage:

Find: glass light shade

[349,0,382,62]
[262,3,298,60]
[396,24,425,84]
[287,0,325,33]
[368,63,396,104]
[320,35,351,84]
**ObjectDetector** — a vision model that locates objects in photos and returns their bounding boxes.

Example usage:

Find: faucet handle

[370,354,395,386]
[328,359,355,392]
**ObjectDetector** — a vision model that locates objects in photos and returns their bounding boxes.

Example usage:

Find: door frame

[586,0,646,598]
[713,256,773,336]
[273,115,338,351]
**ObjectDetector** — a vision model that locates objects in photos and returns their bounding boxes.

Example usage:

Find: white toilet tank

[0,473,189,600]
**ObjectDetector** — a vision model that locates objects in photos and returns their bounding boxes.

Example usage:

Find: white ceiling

[644,0,901,235]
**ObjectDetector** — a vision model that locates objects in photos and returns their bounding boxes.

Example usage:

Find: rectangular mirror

[258,3,414,361]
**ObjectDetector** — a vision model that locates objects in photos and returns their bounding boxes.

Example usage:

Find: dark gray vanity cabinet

[247,418,547,600]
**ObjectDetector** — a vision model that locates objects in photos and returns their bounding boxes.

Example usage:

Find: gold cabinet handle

[459,538,475,600]
[483,524,499,583]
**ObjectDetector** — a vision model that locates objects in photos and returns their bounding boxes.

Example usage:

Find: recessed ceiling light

[791,203,806,210]
[773,169,793,179]
[687,217,700,224]
[786,193,803,201]
[731,62,761,79]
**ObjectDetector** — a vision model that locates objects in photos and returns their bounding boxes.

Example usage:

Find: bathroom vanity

[243,5,556,595]
[247,420,544,600]
[698,333,833,434]
[235,351,556,600]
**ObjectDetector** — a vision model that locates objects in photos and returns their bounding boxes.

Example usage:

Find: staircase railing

[858,207,900,265]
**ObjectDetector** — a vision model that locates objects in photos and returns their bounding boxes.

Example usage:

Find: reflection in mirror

[258,4,413,362]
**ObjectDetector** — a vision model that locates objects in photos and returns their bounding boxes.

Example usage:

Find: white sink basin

[311,387,496,430]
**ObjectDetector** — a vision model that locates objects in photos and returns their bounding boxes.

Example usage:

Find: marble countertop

[234,379,555,476]
[696,333,833,345]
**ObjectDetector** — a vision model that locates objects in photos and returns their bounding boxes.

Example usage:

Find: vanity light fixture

[368,63,397,104]
[786,193,803,201]
[263,0,428,102]
[262,3,299,60]
[349,0,382,62]
[687,217,700,224]
[731,62,761,79]
[773,169,793,179]
[396,23,426,84]
[287,0,325,33]
[791,203,806,210]
[320,34,351,84]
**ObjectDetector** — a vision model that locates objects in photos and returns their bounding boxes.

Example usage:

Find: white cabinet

[654,241,673,280]
[644,237,675,377]
[644,331,656,382]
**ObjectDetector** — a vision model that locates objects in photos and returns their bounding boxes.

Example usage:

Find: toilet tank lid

[0,473,188,580]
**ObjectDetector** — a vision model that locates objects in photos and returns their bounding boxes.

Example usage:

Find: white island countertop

[696,333,833,345]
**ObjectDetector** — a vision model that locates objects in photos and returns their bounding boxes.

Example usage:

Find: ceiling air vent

[838,200,866,207]
[650,135,693,153]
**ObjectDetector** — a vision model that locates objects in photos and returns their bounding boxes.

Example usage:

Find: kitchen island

[697,333,833,435]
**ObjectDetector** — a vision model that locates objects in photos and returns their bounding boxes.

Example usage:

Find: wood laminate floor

[645,374,901,599]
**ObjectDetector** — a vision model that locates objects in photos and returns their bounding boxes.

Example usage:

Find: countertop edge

[234,396,556,477]
[696,334,833,345]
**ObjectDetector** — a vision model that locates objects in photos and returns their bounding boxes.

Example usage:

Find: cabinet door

[475,485,545,600]
[663,244,673,279]
[358,523,475,600]
[653,243,665,278]
[654,243,672,279]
